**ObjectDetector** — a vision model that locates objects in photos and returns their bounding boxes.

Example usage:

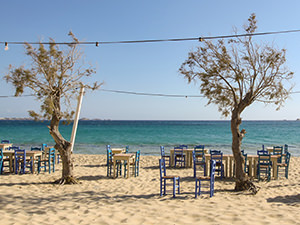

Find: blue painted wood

[257,153,271,181]
[174,147,185,168]
[38,147,55,174]
[159,158,180,198]
[195,160,216,198]
[14,149,33,174]
[210,150,224,179]
[160,146,170,167]
[192,149,206,177]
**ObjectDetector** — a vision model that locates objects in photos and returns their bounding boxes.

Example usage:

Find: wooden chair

[106,149,121,177]
[0,148,3,174]
[124,150,141,177]
[257,153,271,181]
[159,158,180,198]
[277,152,291,179]
[38,147,55,174]
[15,149,33,174]
[210,150,224,179]
[195,160,216,198]
[160,146,170,167]
[273,146,283,163]
[178,144,188,149]
[174,147,185,168]
[192,149,206,177]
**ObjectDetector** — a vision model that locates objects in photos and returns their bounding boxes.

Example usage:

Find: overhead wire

[1,29,300,46]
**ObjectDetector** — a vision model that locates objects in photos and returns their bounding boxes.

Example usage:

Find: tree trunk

[231,108,257,193]
[48,115,79,184]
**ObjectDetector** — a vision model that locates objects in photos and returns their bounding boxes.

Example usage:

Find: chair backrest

[174,147,184,156]
[0,148,3,162]
[126,146,129,153]
[15,149,26,161]
[210,160,216,181]
[262,144,265,150]
[106,145,111,150]
[48,147,55,159]
[41,143,48,151]
[210,150,223,163]
[31,147,42,151]
[107,149,113,165]
[135,150,140,165]
[194,145,204,150]
[194,149,205,162]
[273,146,283,155]
[178,145,188,149]
[258,153,271,165]
[159,158,166,178]
[285,151,291,165]
[160,146,165,157]
[257,150,268,155]
[284,144,289,154]
[1,140,10,143]
[9,146,20,151]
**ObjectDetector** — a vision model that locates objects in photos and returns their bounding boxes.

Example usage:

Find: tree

[179,14,293,192]
[5,32,101,184]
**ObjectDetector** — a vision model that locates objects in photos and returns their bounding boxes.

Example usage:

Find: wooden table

[204,154,281,179]
[0,143,12,150]
[113,153,135,178]
[170,149,208,168]
[111,148,126,154]
[3,150,43,173]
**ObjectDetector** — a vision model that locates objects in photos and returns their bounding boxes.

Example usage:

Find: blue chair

[195,160,216,198]
[14,149,33,174]
[257,153,271,181]
[174,147,186,168]
[124,150,141,177]
[210,150,224,179]
[38,147,55,173]
[284,144,289,154]
[31,147,42,151]
[0,148,3,174]
[241,150,249,174]
[178,145,188,149]
[41,143,48,151]
[106,149,121,177]
[159,158,180,198]
[273,146,283,163]
[125,146,129,153]
[1,140,10,143]
[257,149,268,155]
[277,151,291,179]
[192,148,206,177]
[160,146,170,167]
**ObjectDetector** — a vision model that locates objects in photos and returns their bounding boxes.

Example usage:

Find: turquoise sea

[0,120,299,156]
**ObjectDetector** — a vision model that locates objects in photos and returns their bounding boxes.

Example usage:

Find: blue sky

[1,0,300,120]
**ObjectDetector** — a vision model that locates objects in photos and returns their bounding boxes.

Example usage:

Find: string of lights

[1,90,300,98]
[1,29,300,49]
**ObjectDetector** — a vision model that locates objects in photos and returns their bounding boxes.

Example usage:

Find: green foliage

[179,14,293,117]
[5,32,101,122]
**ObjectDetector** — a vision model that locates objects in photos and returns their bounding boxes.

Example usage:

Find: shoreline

[1,154,300,224]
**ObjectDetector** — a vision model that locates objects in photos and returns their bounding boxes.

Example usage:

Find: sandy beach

[0,154,300,225]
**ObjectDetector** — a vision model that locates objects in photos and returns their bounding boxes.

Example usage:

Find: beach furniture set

[0,140,57,175]
[106,145,140,179]
[159,144,291,198]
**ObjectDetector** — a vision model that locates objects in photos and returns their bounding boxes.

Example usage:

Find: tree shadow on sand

[267,194,300,205]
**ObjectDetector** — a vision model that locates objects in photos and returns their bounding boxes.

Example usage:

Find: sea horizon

[1,119,299,156]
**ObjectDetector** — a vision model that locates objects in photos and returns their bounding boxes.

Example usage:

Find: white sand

[0,154,300,225]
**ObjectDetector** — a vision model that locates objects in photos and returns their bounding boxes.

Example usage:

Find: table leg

[113,160,116,178]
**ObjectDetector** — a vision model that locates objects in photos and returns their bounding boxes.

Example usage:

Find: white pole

[70,86,84,152]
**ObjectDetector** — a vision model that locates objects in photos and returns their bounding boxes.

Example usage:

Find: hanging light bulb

[4,42,9,51]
